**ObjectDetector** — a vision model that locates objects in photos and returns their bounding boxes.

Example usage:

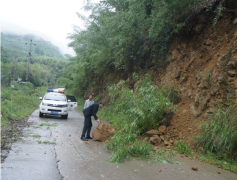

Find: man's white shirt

[84,99,94,109]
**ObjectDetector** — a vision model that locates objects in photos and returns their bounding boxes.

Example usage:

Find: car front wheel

[61,114,68,119]
[39,111,43,117]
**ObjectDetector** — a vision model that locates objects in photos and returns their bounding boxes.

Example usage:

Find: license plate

[51,111,58,114]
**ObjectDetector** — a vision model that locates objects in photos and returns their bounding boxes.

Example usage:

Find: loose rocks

[92,123,115,142]
[146,129,161,137]
[192,166,198,171]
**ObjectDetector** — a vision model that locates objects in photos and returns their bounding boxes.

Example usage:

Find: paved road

[1,107,237,180]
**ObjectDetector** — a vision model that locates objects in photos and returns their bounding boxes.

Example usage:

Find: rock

[150,135,161,145]
[234,18,237,25]
[173,140,178,146]
[210,85,219,95]
[169,140,174,144]
[175,69,181,79]
[160,135,165,142]
[227,61,236,68]
[146,129,161,137]
[164,140,172,146]
[192,166,198,171]
[172,49,179,60]
[92,123,115,142]
[158,125,167,135]
[217,171,221,174]
[227,70,236,77]
[153,146,159,152]
[218,77,226,84]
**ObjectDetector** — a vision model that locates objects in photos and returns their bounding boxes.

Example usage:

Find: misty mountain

[1,32,65,59]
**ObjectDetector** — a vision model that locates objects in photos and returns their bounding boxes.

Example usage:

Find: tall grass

[1,82,47,129]
[196,105,237,158]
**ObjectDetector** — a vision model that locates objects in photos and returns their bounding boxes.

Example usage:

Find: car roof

[45,92,66,96]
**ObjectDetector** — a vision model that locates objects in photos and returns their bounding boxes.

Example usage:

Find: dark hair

[99,101,104,105]
[89,94,93,97]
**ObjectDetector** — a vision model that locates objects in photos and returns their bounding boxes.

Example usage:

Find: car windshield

[44,94,66,101]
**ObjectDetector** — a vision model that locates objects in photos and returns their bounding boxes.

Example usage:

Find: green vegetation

[1,33,65,59]
[100,74,176,162]
[37,140,56,145]
[1,32,68,87]
[39,123,58,127]
[59,0,224,96]
[196,105,237,159]
[1,83,47,129]
[1,47,68,87]
[176,140,191,155]
[174,140,237,173]
[32,134,41,138]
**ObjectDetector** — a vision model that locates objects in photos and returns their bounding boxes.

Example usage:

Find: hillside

[1,32,65,59]
[59,0,237,169]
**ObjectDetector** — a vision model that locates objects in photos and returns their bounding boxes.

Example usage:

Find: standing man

[84,94,94,109]
[81,101,104,141]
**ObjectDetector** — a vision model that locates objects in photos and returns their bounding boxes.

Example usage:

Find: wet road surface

[1,107,237,180]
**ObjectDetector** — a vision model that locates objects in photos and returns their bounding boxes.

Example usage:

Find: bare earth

[1,107,237,180]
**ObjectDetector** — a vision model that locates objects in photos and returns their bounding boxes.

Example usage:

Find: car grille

[48,109,61,112]
[47,104,65,108]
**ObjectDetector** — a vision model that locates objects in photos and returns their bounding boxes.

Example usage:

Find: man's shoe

[86,136,93,139]
[81,137,88,141]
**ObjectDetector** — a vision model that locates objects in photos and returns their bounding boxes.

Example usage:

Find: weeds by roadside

[195,105,237,158]
[37,140,56,145]
[174,140,237,173]
[39,123,58,127]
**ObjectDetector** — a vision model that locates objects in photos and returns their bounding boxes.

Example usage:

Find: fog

[1,0,98,56]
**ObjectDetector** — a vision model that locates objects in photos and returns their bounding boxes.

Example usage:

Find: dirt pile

[92,123,115,142]
[146,99,202,150]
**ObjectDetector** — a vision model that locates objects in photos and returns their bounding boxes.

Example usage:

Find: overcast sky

[1,0,98,56]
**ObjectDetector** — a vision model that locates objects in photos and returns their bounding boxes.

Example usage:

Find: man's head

[89,94,93,100]
[99,101,104,108]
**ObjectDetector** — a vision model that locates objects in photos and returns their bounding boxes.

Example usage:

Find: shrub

[103,74,173,162]
[108,74,170,132]
[176,140,191,155]
[196,105,237,157]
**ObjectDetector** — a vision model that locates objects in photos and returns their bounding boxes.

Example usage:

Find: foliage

[1,47,68,87]
[1,84,47,129]
[101,74,173,162]
[195,105,237,158]
[159,86,181,105]
[1,33,65,59]
[63,0,222,96]
[206,72,211,84]
[176,140,191,155]
[105,125,153,163]
[108,74,170,132]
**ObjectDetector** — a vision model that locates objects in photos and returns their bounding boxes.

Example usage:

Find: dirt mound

[147,99,203,150]
[92,123,115,142]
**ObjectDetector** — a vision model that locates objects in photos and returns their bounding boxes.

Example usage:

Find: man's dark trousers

[81,103,100,138]
[82,115,92,138]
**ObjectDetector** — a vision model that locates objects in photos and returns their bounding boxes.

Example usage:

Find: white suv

[39,92,77,119]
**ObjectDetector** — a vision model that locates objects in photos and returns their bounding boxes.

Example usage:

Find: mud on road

[1,107,237,180]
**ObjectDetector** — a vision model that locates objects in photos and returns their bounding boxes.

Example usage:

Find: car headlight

[62,104,67,107]
[42,102,48,106]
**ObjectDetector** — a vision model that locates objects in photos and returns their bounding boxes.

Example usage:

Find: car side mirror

[68,99,71,102]
[39,97,42,100]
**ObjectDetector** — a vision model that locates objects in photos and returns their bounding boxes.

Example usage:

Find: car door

[67,95,77,111]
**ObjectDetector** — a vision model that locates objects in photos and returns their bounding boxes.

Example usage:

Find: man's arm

[92,104,99,120]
